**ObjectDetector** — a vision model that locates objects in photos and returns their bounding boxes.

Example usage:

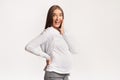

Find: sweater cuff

[45,54,51,60]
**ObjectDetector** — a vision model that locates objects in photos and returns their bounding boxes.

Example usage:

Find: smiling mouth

[55,21,61,24]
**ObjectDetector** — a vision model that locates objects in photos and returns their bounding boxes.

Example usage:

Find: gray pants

[44,71,69,80]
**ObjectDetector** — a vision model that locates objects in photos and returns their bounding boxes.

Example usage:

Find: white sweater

[25,26,76,74]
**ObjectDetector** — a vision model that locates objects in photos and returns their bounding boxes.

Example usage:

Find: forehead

[53,9,62,14]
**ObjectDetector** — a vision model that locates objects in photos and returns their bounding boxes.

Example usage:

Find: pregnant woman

[25,5,76,80]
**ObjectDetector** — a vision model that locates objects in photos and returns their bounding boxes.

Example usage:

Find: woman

[25,5,76,80]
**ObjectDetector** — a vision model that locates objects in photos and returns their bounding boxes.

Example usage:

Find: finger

[62,19,64,26]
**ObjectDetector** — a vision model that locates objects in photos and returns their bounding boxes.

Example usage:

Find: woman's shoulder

[45,27,52,31]
[44,27,55,34]
[41,27,54,36]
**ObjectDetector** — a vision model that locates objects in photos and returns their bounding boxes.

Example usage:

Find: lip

[55,22,60,26]
[55,22,60,24]
[55,20,61,24]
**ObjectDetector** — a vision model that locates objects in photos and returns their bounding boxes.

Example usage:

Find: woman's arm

[25,30,51,60]
[60,20,77,54]
[62,32,78,54]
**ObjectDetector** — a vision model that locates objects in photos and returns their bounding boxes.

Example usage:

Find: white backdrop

[0,0,120,80]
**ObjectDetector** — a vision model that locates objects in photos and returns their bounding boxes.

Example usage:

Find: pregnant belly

[51,51,72,69]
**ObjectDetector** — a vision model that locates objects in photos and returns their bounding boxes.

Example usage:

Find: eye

[52,13,56,17]
[59,13,62,17]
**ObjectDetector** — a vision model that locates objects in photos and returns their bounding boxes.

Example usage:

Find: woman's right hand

[46,59,51,65]
[44,59,51,70]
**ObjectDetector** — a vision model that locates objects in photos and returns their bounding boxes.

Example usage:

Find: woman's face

[52,9,63,29]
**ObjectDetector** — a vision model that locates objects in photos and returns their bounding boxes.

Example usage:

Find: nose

[56,16,59,21]
[56,15,61,20]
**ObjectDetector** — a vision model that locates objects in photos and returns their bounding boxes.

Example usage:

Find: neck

[52,26,61,33]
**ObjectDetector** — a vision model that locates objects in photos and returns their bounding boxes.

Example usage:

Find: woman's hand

[46,59,51,65]
[59,19,64,35]
[44,59,51,70]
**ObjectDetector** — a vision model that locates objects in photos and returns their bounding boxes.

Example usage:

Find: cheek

[60,18,63,22]
[52,17,56,22]
[60,16,63,20]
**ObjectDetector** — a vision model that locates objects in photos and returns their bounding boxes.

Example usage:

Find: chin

[53,25,60,28]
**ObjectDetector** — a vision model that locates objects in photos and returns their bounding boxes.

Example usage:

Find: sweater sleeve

[62,32,78,54]
[25,29,51,60]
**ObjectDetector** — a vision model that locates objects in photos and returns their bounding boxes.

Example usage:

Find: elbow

[70,50,78,54]
[69,48,79,54]
[25,44,31,52]
[25,45,27,51]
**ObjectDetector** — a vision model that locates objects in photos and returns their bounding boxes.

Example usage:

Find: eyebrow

[53,13,62,15]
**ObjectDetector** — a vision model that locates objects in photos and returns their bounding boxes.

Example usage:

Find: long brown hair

[45,5,64,29]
